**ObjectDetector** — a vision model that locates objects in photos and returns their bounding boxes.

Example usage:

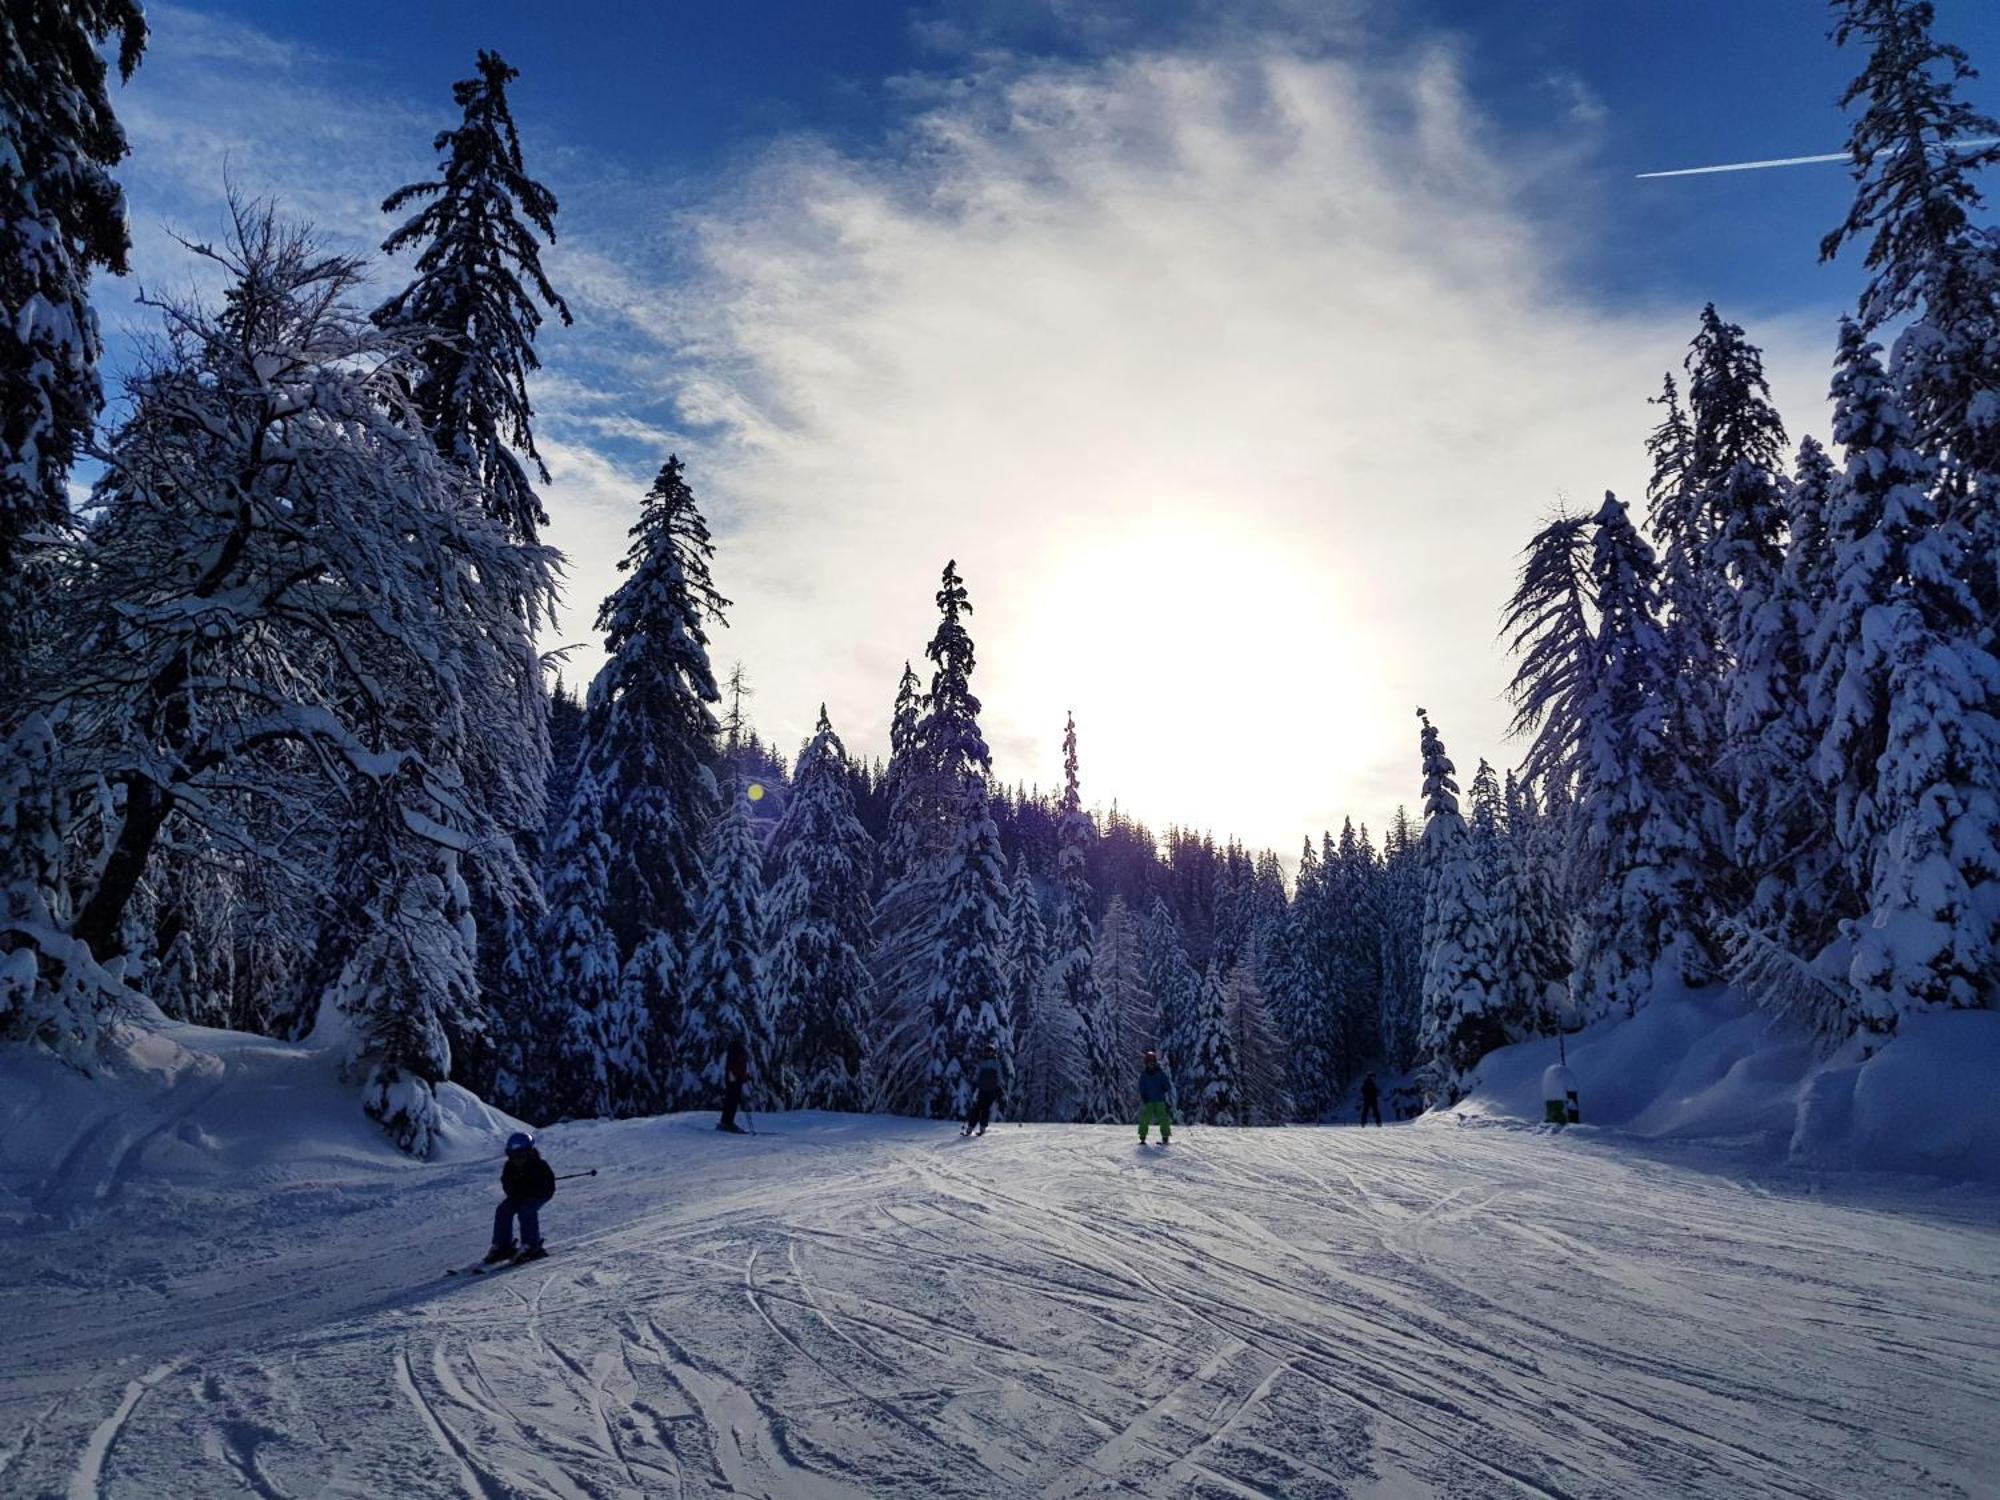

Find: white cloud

[654,41,1835,849]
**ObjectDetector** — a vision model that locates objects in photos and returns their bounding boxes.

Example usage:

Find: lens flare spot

[746,782,766,803]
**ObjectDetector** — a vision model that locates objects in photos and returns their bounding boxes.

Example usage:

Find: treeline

[2,1,1994,1149]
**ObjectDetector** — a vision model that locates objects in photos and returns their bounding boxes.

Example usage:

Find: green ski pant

[1137,1101,1172,1141]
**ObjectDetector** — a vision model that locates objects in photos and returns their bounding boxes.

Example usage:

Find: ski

[446,1250,551,1277]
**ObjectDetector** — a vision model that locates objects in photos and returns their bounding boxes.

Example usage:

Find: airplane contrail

[1637,138,1997,180]
[1637,151,1847,180]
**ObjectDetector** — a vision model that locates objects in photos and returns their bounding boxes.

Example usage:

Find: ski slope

[3,1031,1998,1499]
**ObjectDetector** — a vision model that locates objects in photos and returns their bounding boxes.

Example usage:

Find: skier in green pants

[1137,1050,1172,1144]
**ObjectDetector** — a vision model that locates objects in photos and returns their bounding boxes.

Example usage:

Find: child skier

[1137,1050,1171,1145]
[963,1044,1004,1136]
[486,1132,557,1264]
[719,1038,750,1134]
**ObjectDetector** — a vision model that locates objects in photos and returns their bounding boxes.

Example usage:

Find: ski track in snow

[3,1114,1998,1498]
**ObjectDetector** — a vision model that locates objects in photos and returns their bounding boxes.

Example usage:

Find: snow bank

[0,1020,524,1231]
[1449,984,2000,1182]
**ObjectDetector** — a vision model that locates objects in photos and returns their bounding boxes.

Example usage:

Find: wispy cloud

[1542,69,1609,128]
[658,41,1832,845]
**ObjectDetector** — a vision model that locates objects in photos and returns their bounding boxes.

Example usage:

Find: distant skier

[963,1045,1004,1136]
[1359,1073,1383,1127]
[719,1038,751,1134]
[485,1132,556,1264]
[1137,1050,1172,1145]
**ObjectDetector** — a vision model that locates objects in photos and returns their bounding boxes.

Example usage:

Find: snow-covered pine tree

[374,50,572,546]
[1015,966,1081,1123]
[1726,435,1845,956]
[1376,807,1426,1074]
[1501,775,1570,1036]
[1503,507,1598,796]
[678,778,771,1110]
[876,566,1008,1112]
[1572,494,1709,1021]
[1141,892,1199,1100]
[1001,853,1049,1074]
[575,456,727,957]
[535,458,724,1116]
[1326,820,1385,1090]
[1643,372,1724,766]
[1050,713,1122,1123]
[0,0,146,697]
[765,707,877,1112]
[322,775,482,1158]
[530,769,622,1117]
[1810,0,2000,1026]
[1810,321,2000,1025]
[0,714,126,1062]
[1685,306,1790,959]
[1223,960,1291,1126]
[1467,762,1523,1033]
[1257,892,1321,1119]
[546,678,587,828]
[1823,0,2000,534]
[1275,837,1332,1117]
[868,660,936,1104]
[920,767,1013,1120]
[1096,895,1156,1074]
[1415,711,1503,1106]
[1183,962,1239,1125]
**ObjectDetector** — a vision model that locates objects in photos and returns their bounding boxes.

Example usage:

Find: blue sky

[97,0,1999,852]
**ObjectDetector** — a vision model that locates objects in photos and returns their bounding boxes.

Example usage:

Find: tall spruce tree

[1097,896,1155,1074]
[374,50,572,545]
[576,457,726,955]
[1573,494,1708,1019]
[1501,775,1570,1036]
[1415,711,1502,1105]
[1727,436,1845,956]
[1823,0,2000,526]
[1184,962,1239,1125]
[537,771,623,1118]
[0,0,145,697]
[1377,807,1427,1073]
[538,458,724,1115]
[921,770,1013,1119]
[1141,892,1199,1101]
[765,708,876,1111]
[1812,322,1999,1025]
[678,779,770,1109]
[1051,714,1122,1122]
[1224,959,1291,1126]
[1002,854,1055,1118]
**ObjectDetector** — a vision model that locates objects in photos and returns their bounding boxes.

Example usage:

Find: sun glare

[1011,515,1380,854]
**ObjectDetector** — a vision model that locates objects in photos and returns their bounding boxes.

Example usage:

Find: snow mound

[1449,984,2000,1182]
[0,1020,524,1231]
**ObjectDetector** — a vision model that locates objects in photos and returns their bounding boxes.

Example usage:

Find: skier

[1137,1050,1171,1145]
[1359,1072,1383,1127]
[963,1044,1004,1136]
[485,1132,556,1264]
[719,1037,751,1134]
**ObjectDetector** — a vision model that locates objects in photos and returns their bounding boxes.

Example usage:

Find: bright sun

[1011,514,1381,853]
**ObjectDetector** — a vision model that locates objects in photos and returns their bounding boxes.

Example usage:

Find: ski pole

[553,1170,598,1181]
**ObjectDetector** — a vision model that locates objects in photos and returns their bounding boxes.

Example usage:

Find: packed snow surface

[4,1025,1999,1498]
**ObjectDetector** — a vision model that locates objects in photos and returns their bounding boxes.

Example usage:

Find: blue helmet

[506,1132,534,1155]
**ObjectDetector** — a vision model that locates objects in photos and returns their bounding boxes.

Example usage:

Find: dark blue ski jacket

[1138,1066,1169,1104]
